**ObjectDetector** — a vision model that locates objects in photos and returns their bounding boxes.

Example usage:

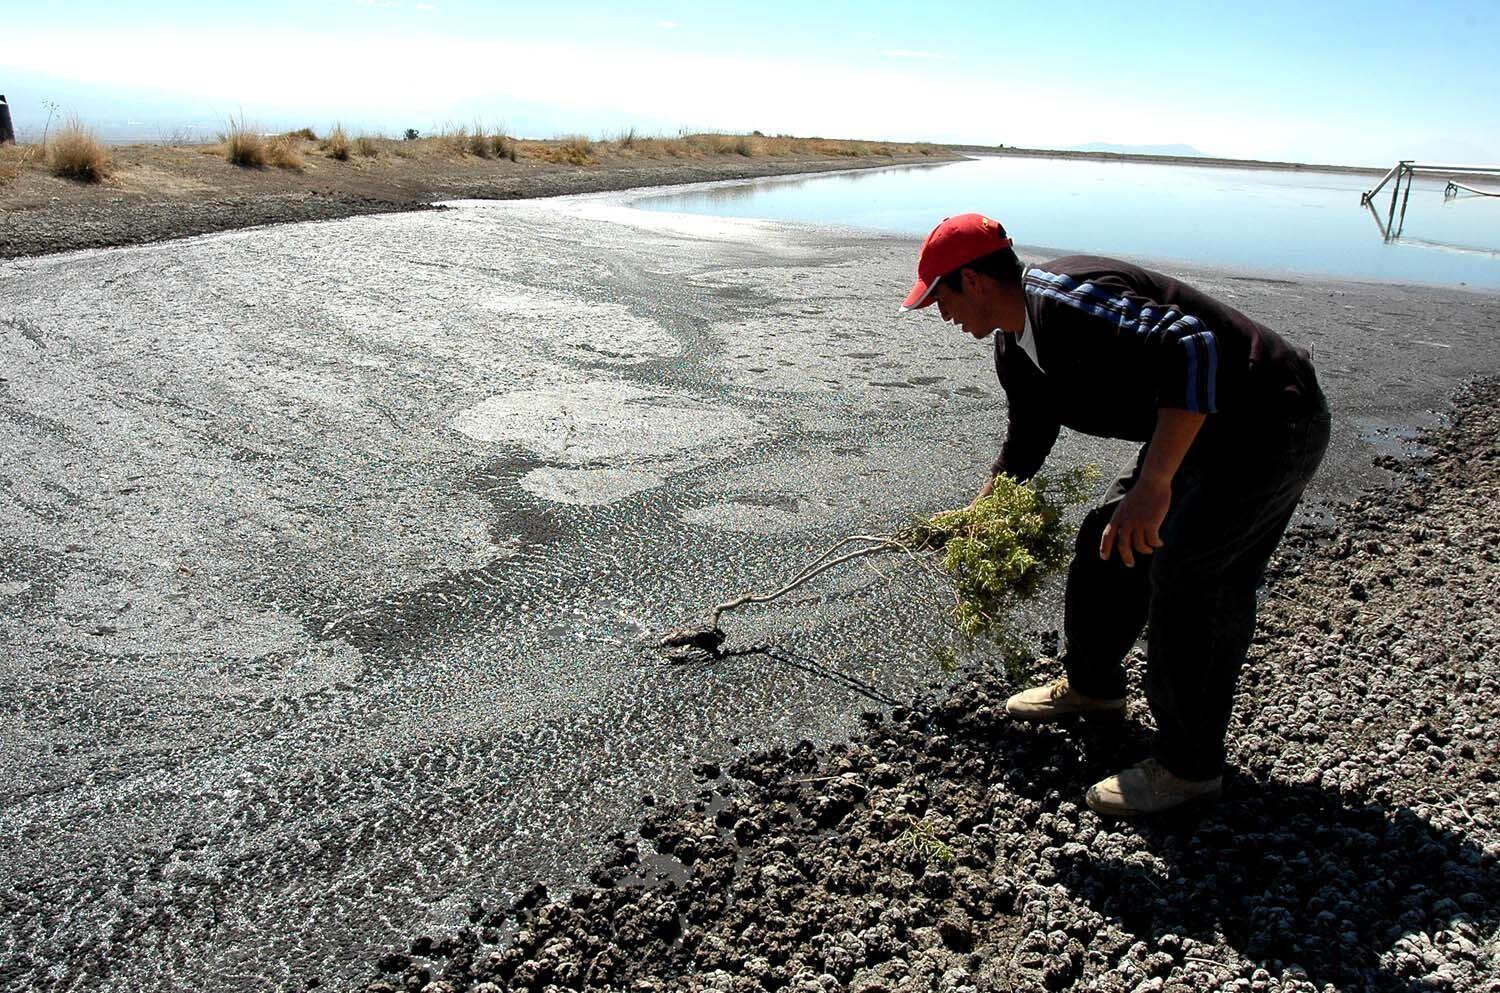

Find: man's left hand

[1100,478,1170,567]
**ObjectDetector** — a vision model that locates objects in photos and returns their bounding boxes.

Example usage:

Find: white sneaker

[1086,758,1224,817]
[1004,676,1126,721]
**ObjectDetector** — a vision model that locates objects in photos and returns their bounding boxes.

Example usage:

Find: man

[902,214,1329,816]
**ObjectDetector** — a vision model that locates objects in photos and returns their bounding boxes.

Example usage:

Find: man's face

[933,273,996,341]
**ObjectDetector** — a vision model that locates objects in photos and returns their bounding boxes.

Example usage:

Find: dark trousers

[1062,392,1331,781]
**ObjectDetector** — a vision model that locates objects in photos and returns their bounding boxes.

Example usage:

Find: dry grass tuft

[535,134,595,166]
[286,127,318,141]
[692,132,739,155]
[0,160,17,186]
[424,122,520,162]
[265,134,305,170]
[321,125,350,161]
[656,132,931,161]
[0,143,33,185]
[174,123,933,182]
[49,119,111,182]
[489,133,517,162]
[517,129,932,165]
[466,126,492,159]
[434,126,470,158]
[222,114,267,168]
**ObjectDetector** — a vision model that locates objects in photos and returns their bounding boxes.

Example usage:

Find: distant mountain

[1070,142,1209,157]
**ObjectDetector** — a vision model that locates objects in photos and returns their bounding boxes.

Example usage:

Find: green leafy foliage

[891,819,954,867]
[901,467,1099,640]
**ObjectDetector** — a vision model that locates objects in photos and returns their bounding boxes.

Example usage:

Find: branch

[710,538,907,628]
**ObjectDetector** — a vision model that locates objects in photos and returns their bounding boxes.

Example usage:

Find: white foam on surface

[449,375,749,465]
[519,467,663,506]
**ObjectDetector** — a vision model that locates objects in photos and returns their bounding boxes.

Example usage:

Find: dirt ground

[0,136,954,259]
[2,160,1496,993]
[360,380,1500,993]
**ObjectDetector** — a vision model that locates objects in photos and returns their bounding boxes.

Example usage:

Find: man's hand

[1100,408,1206,567]
[968,475,996,509]
[1100,477,1170,567]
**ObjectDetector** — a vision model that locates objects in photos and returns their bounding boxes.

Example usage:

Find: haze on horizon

[3,0,1497,169]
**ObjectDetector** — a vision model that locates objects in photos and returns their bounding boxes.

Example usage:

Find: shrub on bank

[489,133,517,161]
[322,125,350,161]
[265,134,304,170]
[49,119,111,182]
[354,135,381,158]
[0,141,37,185]
[222,115,266,168]
[465,125,492,158]
[434,126,470,158]
[553,135,595,165]
[0,147,18,185]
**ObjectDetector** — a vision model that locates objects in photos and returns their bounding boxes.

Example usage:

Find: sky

[3,0,1497,167]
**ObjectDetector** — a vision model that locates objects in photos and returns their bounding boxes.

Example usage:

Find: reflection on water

[1365,196,1500,259]
[668,161,946,204]
[634,156,1500,291]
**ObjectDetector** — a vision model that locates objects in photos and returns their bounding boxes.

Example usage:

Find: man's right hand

[968,476,996,509]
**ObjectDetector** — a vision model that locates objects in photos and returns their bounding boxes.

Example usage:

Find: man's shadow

[961,714,1495,991]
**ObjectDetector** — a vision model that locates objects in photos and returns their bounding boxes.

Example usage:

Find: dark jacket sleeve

[991,336,1061,483]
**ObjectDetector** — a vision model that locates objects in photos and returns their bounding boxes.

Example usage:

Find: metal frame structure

[1361,161,1500,241]
[1445,180,1500,200]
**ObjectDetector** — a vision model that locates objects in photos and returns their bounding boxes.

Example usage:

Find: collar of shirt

[998,295,1044,374]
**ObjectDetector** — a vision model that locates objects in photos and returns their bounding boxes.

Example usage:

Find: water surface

[635,156,1500,291]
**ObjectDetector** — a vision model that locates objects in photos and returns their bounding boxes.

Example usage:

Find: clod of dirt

[656,624,726,659]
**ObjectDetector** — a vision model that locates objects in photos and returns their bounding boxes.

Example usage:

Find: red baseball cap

[900,213,1013,310]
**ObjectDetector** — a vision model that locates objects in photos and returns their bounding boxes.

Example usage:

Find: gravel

[364,379,1500,993]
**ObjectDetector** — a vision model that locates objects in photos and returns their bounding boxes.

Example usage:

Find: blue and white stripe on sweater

[1023,267,1220,413]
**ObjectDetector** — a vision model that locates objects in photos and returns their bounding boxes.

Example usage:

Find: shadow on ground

[992,717,1496,991]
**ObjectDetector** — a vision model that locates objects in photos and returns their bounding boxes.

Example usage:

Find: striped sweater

[993,255,1320,482]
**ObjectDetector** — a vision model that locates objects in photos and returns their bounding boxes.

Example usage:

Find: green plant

[901,467,1098,640]
[666,467,1097,677]
[892,820,954,867]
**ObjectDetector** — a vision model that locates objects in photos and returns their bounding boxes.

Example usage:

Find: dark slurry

[370,380,1499,993]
